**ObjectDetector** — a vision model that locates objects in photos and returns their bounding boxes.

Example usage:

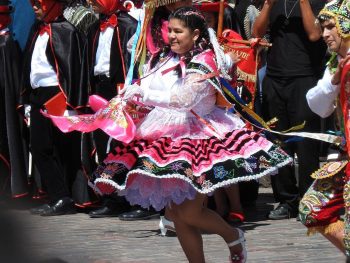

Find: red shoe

[227,212,245,223]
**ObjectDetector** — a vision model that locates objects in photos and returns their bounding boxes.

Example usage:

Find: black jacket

[87,11,137,93]
[20,18,89,110]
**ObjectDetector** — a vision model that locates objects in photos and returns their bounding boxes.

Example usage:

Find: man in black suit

[236,79,252,105]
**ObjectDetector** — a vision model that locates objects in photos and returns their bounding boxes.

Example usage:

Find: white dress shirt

[94,26,114,77]
[30,32,59,89]
[306,67,339,118]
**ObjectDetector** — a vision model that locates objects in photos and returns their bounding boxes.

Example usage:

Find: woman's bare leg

[170,193,244,262]
[173,219,205,263]
[164,206,173,221]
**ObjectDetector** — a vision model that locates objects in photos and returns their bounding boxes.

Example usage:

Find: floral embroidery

[234,159,245,168]
[170,162,184,171]
[196,174,206,185]
[269,150,285,162]
[246,156,258,170]
[242,161,253,174]
[143,160,155,171]
[201,180,213,189]
[259,156,271,169]
[213,166,228,179]
[184,168,194,180]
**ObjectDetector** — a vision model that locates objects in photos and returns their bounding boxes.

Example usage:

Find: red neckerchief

[39,23,51,36]
[100,14,118,32]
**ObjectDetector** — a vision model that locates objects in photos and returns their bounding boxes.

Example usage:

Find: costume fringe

[307,220,344,236]
[63,5,97,34]
[146,0,182,8]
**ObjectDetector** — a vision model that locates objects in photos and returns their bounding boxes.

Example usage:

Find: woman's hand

[122,84,144,100]
[226,51,240,64]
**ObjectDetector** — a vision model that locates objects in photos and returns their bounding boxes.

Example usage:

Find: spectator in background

[20,0,89,216]
[236,79,252,105]
[253,0,327,219]
[0,0,28,200]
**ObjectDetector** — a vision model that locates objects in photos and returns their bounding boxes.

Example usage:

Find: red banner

[220,29,259,108]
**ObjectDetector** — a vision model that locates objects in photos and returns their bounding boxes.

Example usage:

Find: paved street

[3,187,346,263]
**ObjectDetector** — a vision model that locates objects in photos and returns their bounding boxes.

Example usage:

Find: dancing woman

[48,6,291,262]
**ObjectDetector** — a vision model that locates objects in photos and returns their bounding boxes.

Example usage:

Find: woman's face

[168,18,199,56]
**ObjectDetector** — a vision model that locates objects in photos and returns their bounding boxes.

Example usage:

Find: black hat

[237,79,245,83]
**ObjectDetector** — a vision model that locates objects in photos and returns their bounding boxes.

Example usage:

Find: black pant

[29,86,71,203]
[262,75,322,209]
[92,77,118,161]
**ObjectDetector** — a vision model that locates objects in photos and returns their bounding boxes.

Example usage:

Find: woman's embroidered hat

[318,0,350,38]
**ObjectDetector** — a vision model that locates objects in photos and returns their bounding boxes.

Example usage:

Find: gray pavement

[5,187,346,263]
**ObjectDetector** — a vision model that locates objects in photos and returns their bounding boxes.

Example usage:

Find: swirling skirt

[90,128,292,211]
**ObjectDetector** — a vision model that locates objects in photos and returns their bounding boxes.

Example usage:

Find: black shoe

[119,209,160,221]
[40,197,76,216]
[267,204,298,220]
[30,204,51,215]
[89,206,122,218]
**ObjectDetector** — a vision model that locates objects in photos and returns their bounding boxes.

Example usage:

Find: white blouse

[134,55,245,140]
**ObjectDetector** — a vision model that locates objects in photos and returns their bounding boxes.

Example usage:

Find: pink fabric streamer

[42,95,136,143]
